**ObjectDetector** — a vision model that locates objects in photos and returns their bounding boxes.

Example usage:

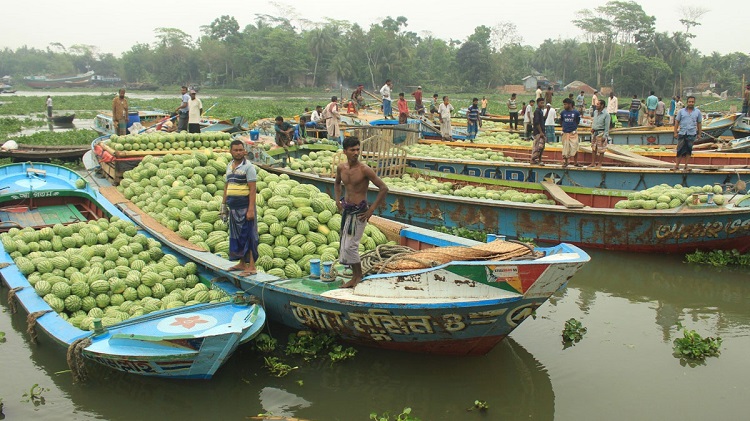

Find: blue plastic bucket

[249,130,260,140]
[321,261,333,281]
[309,259,321,278]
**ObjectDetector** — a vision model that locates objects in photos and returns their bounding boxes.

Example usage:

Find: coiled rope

[66,336,93,383]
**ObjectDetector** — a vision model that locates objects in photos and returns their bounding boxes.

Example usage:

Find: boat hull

[420,139,750,167]
[271,167,750,253]
[405,156,747,190]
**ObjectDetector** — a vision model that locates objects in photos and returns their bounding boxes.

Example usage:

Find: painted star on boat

[170,315,209,329]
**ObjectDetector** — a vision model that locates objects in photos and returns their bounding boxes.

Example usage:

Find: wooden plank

[541,181,584,209]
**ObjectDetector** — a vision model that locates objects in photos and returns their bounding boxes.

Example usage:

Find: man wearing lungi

[334,136,389,288]
[589,99,611,168]
[673,96,702,172]
[223,140,259,277]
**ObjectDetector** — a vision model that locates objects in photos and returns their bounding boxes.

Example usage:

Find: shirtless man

[334,136,389,288]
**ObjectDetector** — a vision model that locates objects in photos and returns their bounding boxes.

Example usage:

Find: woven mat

[374,240,537,272]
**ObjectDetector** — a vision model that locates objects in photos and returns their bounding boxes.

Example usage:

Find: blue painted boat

[607,113,740,146]
[731,115,750,139]
[370,118,470,140]
[0,163,266,379]
[99,185,590,356]
[264,164,750,254]
[404,153,750,190]
[93,109,169,136]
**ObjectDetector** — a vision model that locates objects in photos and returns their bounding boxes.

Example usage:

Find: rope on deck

[66,336,93,383]
[26,310,52,344]
[7,286,22,314]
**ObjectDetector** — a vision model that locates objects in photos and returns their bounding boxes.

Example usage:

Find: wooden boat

[606,113,740,146]
[99,180,590,356]
[0,163,266,379]
[93,109,169,136]
[0,143,90,160]
[23,71,95,89]
[52,114,75,125]
[420,138,750,167]
[731,115,750,139]
[263,162,750,254]
[719,136,750,153]
[403,150,750,191]
[201,116,249,133]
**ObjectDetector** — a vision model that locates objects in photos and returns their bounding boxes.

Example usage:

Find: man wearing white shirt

[380,79,393,119]
[606,92,618,128]
[187,90,203,133]
[544,103,557,143]
[310,105,323,124]
[437,96,454,141]
[523,99,535,139]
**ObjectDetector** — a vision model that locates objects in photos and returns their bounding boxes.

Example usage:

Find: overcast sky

[3,0,743,58]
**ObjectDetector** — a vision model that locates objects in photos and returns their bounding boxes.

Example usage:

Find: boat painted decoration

[0,163,266,379]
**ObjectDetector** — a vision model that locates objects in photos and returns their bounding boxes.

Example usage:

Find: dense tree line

[1,1,748,97]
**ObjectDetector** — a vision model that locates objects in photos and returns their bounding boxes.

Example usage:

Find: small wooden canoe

[0,143,90,160]
[51,114,75,125]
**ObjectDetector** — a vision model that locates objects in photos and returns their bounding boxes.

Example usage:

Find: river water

[2,248,750,420]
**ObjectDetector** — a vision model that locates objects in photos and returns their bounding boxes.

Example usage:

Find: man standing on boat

[530,98,546,164]
[46,95,53,119]
[575,91,585,114]
[437,96,454,141]
[322,96,341,143]
[187,90,202,134]
[523,99,535,140]
[466,97,482,141]
[560,98,581,167]
[112,89,129,136]
[655,97,666,127]
[351,84,365,112]
[743,84,750,115]
[507,93,519,131]
[334,136,389,288]
[380,79,393,119]
[397,92,409,124]
[669,96,677,124]
[480,96,488,116]
[175,86,190,132]
[606,92,618,128]
[591,90,599,117]
[589,99,611,168]
[646,91,658,125]
[223,139,259,277]
[544,102,556,143]
[628,95,641,127]
[411,86,425,116]
[673,96,702,172]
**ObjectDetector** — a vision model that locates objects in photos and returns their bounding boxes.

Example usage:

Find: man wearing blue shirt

[559,98,581,167]
[646,91,658,125]
[673,96,702,171]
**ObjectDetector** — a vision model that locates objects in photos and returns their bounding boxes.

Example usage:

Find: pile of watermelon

[118,151,392,277]
[106,132,233,153]
[404,144,514,162]
[614,183,725,210]
[0,216,229,331]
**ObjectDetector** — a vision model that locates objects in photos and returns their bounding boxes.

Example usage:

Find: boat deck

[0,204,87,228]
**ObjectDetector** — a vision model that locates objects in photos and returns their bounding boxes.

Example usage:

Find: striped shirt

[225,158,257,208]
[467,104,480,122]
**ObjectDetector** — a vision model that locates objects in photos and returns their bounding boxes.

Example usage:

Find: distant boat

[23,71,95,89]
[731,115,750,139]
[0,143,89,160]
[51,113,75,125]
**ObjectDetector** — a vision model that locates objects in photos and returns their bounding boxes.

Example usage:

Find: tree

[203,15,240,42]
[679,6,709,38]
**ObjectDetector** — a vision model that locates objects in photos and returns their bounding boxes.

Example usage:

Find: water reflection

[570,249,750,341]
[5,307,554,421]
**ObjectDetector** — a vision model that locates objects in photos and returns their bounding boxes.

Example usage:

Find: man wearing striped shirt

[223,140,259,276]
[466,98,482,141]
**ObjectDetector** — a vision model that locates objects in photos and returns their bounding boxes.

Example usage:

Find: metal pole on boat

[93,318,106,335]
